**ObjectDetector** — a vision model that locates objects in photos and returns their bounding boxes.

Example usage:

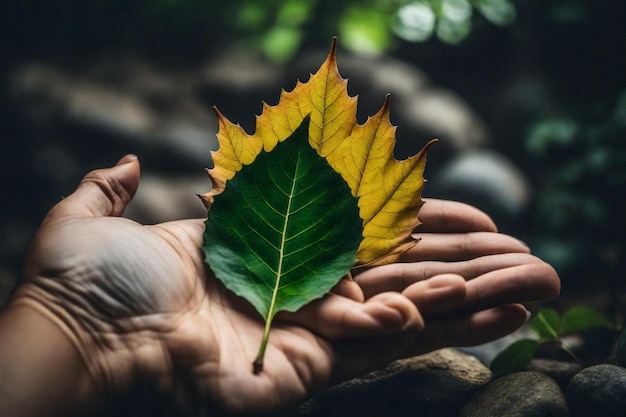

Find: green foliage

[559,306,614,336]
[203,117,362,370]
[525,93,626,286]
[392,0,516,45]
[491,307,614,377]
[528,307,613,343]
[339,7,392,55]
[45,0,518,61]
[529,309,559,342]
[491,339,539,377]
[257,0,315,62]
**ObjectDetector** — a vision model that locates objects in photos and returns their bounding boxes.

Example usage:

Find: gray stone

[566,364,626,417]
[294,348,491,417]
[460,371,568,417]
[526,359,582,390]
[10,61,218,163]
[427,150,532,226]
[123,174,208,224]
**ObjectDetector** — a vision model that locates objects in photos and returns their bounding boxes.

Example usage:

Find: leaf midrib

[253,145,303,369]
[268,146,302,319]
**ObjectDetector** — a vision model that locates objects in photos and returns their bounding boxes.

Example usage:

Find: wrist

[0,299,104,416]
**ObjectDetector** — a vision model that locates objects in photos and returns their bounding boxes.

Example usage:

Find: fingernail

[525,308,532,322]
[116,154,138,166]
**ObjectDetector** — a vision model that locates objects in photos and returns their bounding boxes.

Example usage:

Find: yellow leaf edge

[199,38,436,266]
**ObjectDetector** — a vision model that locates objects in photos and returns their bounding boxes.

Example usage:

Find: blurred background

[1,0,624,329]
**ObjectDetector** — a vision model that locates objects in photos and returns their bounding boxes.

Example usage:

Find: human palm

[23,211,348,415]
[15,155,560,416]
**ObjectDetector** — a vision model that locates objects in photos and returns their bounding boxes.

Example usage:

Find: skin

[0,155,560,416]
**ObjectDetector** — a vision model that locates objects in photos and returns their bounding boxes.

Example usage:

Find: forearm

[0,300,103,417]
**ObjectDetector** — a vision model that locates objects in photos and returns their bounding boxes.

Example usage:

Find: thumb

[47,154,140,220]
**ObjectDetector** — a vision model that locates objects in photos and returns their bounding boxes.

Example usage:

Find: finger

[47,154,140,220]
[399,274,467,316]
[418,199,497,233]
[278,292,423,340]
[402,232,530,262]
[462,261,561,311]
[331,304,527,383]
[358,252,542,297]
[400,261,559,316]
[330,275,365,302]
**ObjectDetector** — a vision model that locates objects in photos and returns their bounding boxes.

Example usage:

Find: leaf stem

[558,338,585,367]
[253,314,275,374]
[537,313,559,340]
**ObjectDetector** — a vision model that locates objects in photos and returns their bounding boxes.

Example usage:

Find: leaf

[558,306,613,335]
[203,117,362,372]
[200,38,435,266]
[200,38,435,372]
[529,308,560,342]
[490,339,539,377]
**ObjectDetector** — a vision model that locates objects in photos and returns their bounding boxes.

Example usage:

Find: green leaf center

[203,116,362,372]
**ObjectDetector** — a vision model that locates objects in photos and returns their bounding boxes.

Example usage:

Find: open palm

[17,155,559,416]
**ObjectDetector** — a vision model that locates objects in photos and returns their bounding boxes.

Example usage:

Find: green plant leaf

[559,306,613,335]
[490,339,539,377]
[203,117,362,372]
[530,308,560,341]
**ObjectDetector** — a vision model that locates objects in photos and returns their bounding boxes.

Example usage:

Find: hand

[1,156,559,416]
[352,198,561,359]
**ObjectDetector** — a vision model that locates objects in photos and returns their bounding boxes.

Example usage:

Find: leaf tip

[197,192,213,209]
[381,93,393,123]
[416,138,438,160]
[212,106,232,128]
[323,36,339,72]
[202,167,226,206]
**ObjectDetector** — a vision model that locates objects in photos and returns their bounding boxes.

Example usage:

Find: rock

[458,325,536,367]
[294,348,491,417]
[123,174,208,224]
[566,364,626,417]
[460,371,568,417]
[10,61,218,164]
[427,150,531,227]
[526,359,582,390]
